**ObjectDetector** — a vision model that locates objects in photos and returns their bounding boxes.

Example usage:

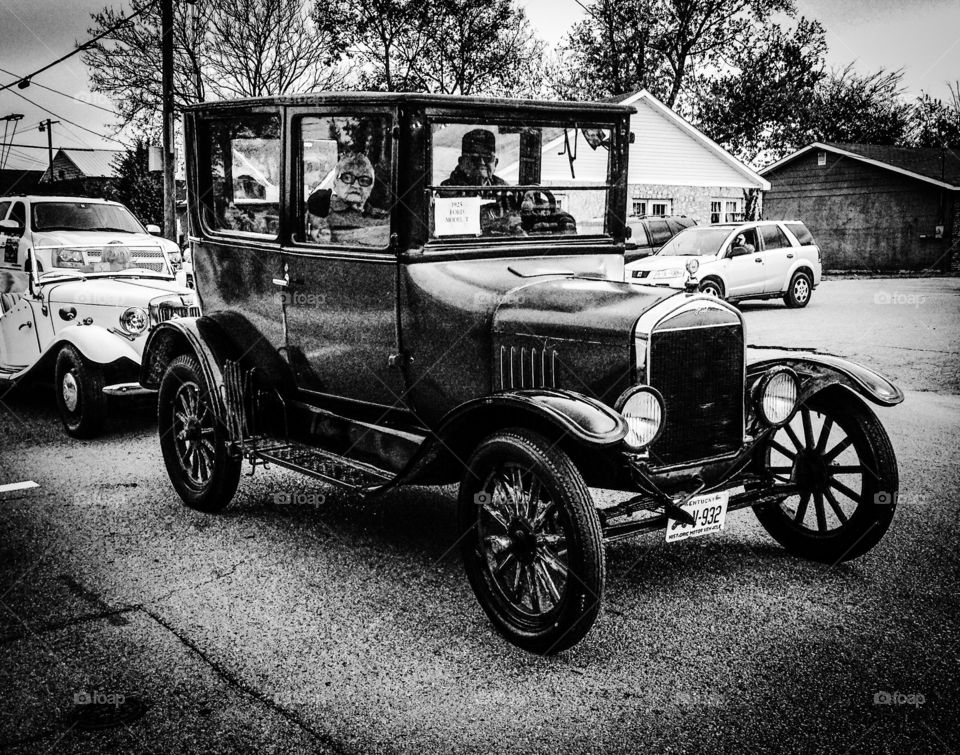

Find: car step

[255,443,394,491]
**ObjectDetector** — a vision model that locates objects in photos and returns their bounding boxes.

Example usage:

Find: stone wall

[628,183,752,223]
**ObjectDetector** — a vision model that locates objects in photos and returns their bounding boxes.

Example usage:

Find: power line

[3,87,129,147]
[0,0,162,95]
[0,65,116,115]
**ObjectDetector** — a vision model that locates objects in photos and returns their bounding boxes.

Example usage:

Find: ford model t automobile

[141,93,902,654]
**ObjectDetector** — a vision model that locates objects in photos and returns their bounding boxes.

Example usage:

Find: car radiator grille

[84,247,168,272]
[646,324,744,466]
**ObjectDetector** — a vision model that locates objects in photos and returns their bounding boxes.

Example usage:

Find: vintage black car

[140,93,902,654]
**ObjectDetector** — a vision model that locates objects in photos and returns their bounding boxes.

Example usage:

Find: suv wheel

[158,354,241,512]
[54,345,106,438]
[458,429,605,654]
[699,278,724,299]
[784,271,812,308]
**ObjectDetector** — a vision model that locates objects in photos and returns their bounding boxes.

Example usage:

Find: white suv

[625,220,822,308]
[0,195,182,274]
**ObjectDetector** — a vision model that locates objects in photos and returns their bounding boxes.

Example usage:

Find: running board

[255,443,395,492]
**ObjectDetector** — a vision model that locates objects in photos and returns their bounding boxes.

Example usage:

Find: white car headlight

[616,386,665,449]
[650,268,684,280]
[756,368,799,426]
[119,307,148,335]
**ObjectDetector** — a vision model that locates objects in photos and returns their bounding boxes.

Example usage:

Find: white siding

[628,100,758,189]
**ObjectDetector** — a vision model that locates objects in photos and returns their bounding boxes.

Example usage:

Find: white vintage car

[0,245,198,437]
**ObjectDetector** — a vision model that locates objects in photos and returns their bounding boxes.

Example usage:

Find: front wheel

[458,429,605,654]
[753,389,898,563]
[699,278,725,299]
[784,271,812,308]
[158,354,241,512]
[54,345,106,438]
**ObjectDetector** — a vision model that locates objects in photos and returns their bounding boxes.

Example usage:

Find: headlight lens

[119,307,148,335]
[616,386,665,449]
[650,268,684,280]
[757,368,799,425]
[55,248,85,267]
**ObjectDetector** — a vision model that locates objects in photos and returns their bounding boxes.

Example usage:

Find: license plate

[666,491,729,543]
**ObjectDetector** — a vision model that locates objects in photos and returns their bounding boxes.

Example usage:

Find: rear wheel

[753,390,898,563]
[784,271,812,308]
[458,429,605,654]
[54,345,106,438]
[158,354,241,512]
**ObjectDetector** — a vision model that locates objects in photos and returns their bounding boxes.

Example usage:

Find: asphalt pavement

[0,277,958,754]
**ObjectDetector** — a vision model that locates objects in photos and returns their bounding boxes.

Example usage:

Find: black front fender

[748,352,904,407]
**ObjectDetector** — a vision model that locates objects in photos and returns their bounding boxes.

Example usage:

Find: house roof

[41,148,123,181]
[760,142,960,190]
[614,90,770,190]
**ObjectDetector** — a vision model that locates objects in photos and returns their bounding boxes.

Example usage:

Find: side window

[296,115,393,249]
[759,224,790,250]
[786,222,815,246]
[200,113,281,238]
[646,219,672,246]
[742,228,760,250]
[9,202,26,227]
[0,201,11,221]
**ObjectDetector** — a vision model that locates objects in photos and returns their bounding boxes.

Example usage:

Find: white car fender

[44,323,143,366]
[777,259,818,293]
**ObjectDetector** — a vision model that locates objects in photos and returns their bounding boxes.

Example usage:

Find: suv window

[646,219,672,247]
[759,224,791,250]
[296,114,393,249]
[427,121,612,240]
[785,221,815,246]
[199,113,281,238]
[0,201,10,221]
[9,201,25,227]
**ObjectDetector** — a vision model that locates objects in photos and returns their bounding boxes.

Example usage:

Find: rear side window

[646,219,672,246]
[760,224,791,250]
[199,113,282,238]
[785,222,815,246]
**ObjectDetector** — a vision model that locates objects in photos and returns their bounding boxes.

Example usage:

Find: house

[761,142,960,272]
[39,148,123,184]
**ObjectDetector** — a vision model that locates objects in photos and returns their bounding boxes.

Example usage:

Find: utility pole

[161,0,176,241]
[38,118,60,184]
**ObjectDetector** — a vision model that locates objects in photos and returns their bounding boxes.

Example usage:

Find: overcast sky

[1,0,958,168]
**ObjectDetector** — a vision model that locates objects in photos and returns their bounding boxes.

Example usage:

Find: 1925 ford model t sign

[140,93,901,654]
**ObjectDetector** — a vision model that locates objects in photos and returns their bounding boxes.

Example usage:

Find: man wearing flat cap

[441,128,507,188]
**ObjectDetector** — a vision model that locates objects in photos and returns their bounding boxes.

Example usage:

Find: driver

[441,129,507,188]
[733,233,756,254]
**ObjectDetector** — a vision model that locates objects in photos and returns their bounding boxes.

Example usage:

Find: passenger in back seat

[0,270,22,314]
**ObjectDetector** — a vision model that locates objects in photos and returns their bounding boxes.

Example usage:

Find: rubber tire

[54,345,106,438]
[784,271,812,308]
[753,389,898,563]
[699,278,725,299]
[158,354,241,513]
[458,429,605,655]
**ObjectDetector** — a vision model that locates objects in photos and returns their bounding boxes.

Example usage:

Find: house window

[817,150,826,166]
[631,198,671,217]
[711,198,742,223]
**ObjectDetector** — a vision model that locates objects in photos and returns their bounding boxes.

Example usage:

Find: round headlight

[616,386,665,450]
[756,368,799,426]
[685,258,699,275]
[119,307,148,335]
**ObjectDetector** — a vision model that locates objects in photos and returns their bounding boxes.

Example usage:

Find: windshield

[658,227,732,257]
[427,119,616,241]
[32,202,145,234]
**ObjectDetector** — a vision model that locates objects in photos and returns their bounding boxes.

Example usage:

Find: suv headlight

[616,386,665,450]
[56,248,85,267]
[650,268,684,280]
[755,367,799,426]
[119,307,148,335]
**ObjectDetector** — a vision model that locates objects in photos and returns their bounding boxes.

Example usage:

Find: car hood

[494,275,676,344]
[33,230,177,253]
[45,276,194,308]
[627,254,715,272]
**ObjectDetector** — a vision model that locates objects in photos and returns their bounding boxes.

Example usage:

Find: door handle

[754,258,762,263]
[18,321,32,330]
[272,276,289,288]
[786,253,794,259]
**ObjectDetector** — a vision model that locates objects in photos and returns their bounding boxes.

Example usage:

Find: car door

[281,108,404,407]
[0,294,41,369]
[758,223,795,293]
[720,227,764,297]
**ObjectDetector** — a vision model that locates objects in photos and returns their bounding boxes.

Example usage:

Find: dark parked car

[625,214,697,262]
[141,92,903,654]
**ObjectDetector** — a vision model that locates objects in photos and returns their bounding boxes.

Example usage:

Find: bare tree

[84,0,350,131]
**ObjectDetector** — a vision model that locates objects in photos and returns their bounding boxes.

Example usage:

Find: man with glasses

[307,152,388,246]
[441,129,507,188]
